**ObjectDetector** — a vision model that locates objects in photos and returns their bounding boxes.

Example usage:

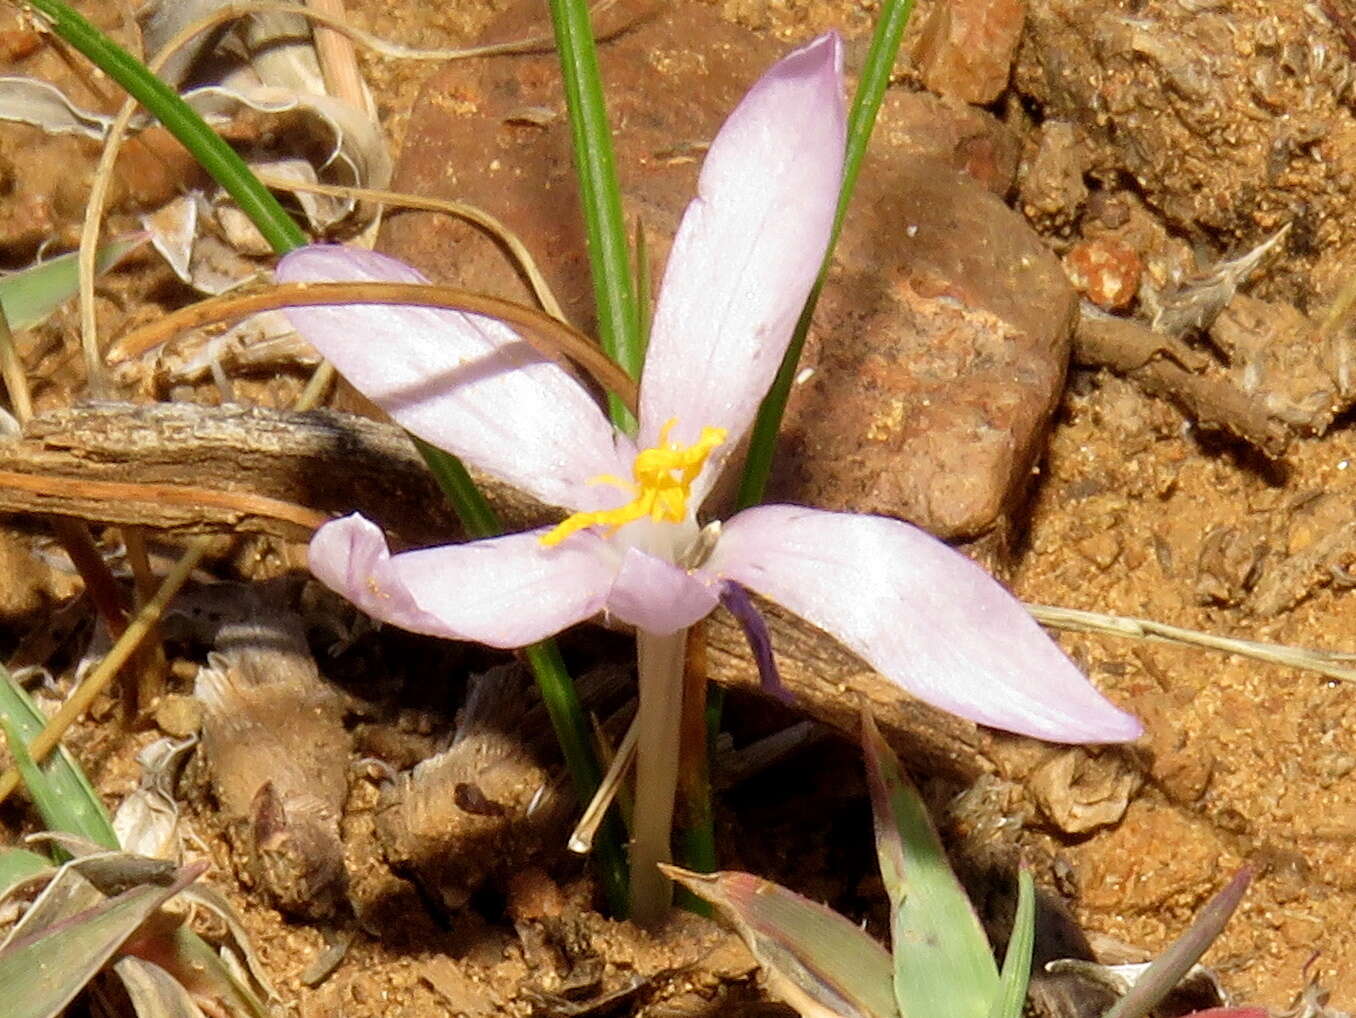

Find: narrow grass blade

[988,868,1036,1018]
[1103,869,1252,1018]
[736,0,916,509]
[523,639,629,915]
[24,0,305,253]
[861,710,997,1018]
[0,862,202,1018]
[0,668,118,850]
[633,216,651,362]
[664,865,899,1018]
[0,235,145,332]
[546,0,640,432]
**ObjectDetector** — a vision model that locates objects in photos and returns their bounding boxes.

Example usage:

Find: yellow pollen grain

[540,420,726,547]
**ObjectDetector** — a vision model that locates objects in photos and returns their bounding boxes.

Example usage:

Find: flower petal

[639,32,845,498]
[278,245,632,512]
[310,513,617,648]
[605,547,719,635]
[708,506,1143,744]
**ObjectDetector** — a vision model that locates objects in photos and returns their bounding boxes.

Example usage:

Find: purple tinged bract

[277,32,1141,745]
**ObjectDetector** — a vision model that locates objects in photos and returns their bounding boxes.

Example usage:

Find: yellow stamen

[540,419,727,547]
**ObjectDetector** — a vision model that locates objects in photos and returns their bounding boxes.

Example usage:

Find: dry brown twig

[1073,310,1291,458]
[0,469,328,534]
[110,281,640,415]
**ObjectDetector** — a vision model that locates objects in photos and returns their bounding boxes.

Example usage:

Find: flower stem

[674,623,714,916]
[630,627,688,925]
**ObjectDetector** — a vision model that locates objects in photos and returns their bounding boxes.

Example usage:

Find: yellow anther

[540,420,727,547]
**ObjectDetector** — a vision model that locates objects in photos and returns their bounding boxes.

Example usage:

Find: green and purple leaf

[662,864,899,1018]
[1103,869,1252,1018]
[0,862,203,1018]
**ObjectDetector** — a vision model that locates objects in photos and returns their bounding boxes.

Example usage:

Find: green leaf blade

[0,865,199,1018]
[546,0,640,432]
[988,868,1036,1018]
[0,848,52,898]
[0,666,119,851]
[860,710,997,1018]
[0,235,145,333]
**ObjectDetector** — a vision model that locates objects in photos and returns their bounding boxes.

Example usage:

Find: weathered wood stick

[0,401,1001,777]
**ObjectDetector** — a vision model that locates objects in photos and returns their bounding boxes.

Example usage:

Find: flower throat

[540,420,726,547]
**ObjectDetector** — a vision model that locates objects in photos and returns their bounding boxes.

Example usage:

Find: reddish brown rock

[380,1,1063,551]
[775,156,1076,547]
[381,2,1019,323]
[914,0,1027,105]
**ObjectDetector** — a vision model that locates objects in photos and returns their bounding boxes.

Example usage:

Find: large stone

[380,0,1066,551]
[773,155,1076,546]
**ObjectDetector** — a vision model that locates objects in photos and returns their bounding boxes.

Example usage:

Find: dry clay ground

[2,0,1356,1014]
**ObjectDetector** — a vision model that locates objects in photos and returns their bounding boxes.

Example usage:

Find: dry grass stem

[122,526,171,712]
[307,0,368,113]
[1028,603,1356,683]
[110,282,640,414]
[0,308,34,423]
[292,360,336,413]
[75,0,196,397]
[250,176,568,320]
[0,535,211,806]
[570,715,639,854]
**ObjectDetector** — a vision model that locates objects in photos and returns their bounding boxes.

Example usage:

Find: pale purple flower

[277,33,1140,745]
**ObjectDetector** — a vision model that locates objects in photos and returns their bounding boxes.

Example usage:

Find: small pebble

[154,693,203,738]
[1064,238,1143,310]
